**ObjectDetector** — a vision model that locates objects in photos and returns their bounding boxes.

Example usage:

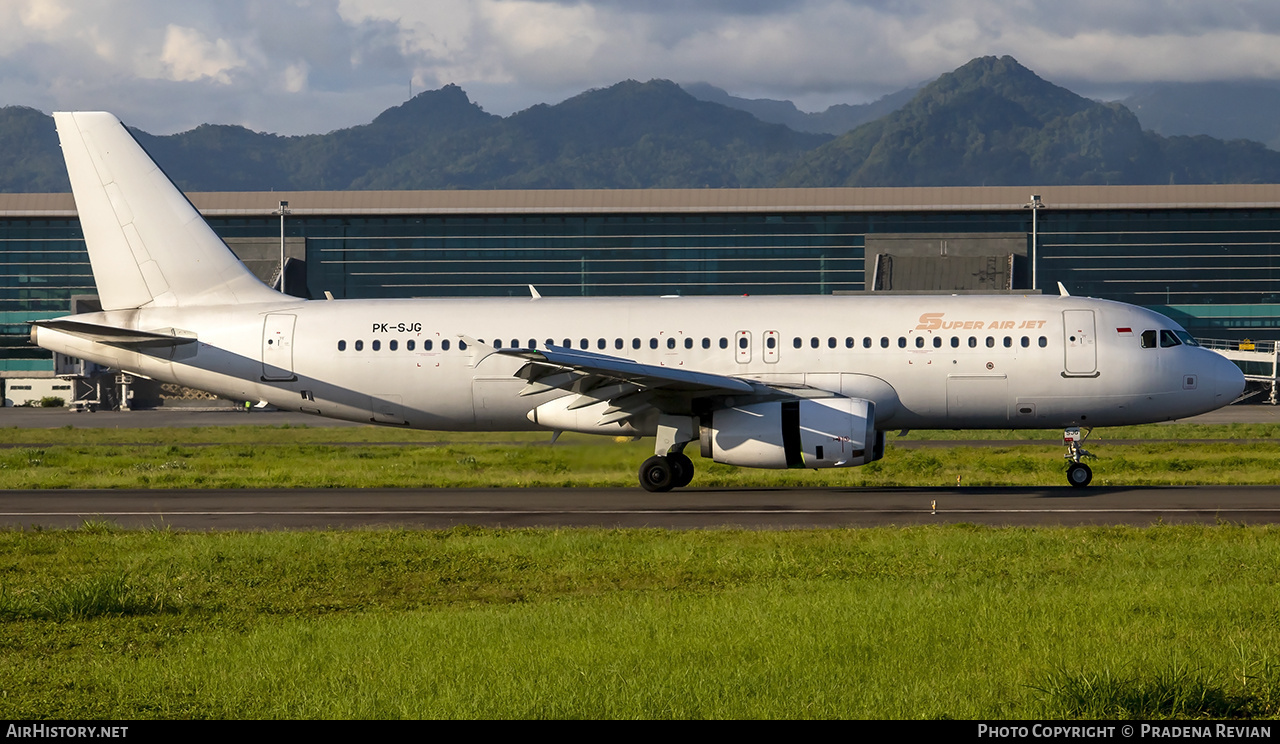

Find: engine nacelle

[701,397,880,469]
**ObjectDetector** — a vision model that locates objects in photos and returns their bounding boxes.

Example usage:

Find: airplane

[30,112,1246,490]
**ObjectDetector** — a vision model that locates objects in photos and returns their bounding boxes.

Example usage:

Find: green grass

[0,436,1278,488]
[0,422,1273,489]
[2,525,1280,719]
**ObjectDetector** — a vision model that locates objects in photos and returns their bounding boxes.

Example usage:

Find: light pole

[1024,194,1044,291]
[274,200,290,295]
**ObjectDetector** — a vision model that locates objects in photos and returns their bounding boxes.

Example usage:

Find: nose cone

[1204,350,1246,407]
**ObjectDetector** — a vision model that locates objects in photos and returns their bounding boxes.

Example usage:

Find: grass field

[2,423,1278,719]
[0,422,1278,488]
[2,524,1279,719]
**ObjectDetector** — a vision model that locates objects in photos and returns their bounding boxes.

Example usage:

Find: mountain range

[5,56,1280,192]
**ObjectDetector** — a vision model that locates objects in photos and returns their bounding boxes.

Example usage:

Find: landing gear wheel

[639,455,675,493]
[668,453,694,489]
[1066,462,1093,488]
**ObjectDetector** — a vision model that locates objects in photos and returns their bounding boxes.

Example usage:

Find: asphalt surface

[2,405,1276,531]
[3,485,1279,530]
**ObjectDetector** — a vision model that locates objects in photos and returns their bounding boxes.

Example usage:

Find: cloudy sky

[6,0,1280,135]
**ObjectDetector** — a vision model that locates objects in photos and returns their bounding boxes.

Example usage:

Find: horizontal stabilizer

[32,319,197,349]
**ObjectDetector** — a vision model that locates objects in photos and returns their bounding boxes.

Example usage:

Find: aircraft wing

[492,344,765,425]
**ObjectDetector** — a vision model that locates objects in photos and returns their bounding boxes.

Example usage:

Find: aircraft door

[735,330,752,363]
[1062,310,1098,376]
[261,313,296,381]
[763,330,780,363]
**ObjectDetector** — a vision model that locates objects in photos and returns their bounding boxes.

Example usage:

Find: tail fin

[53,112,283,310]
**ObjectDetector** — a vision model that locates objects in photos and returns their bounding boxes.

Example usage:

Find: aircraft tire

[669,453,694,488]
[1066,462,1093,488]
[639,455,675,493]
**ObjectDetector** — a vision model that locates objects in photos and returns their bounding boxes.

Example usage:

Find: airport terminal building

[4,183,1280,400]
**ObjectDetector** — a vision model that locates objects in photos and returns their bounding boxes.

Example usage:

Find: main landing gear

[639,415,698,493]
[1063,427,1096,488]
[639,453,694,493]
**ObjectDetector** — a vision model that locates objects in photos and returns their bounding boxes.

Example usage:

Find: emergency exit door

[262,313,296,381]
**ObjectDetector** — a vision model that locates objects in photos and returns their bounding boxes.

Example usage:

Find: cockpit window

[1160,329,1182,348]
[1141,330,1157,349]
[1174,330,1199,347]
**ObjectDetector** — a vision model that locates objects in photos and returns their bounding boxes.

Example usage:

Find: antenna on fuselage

[1058,282,1070,297]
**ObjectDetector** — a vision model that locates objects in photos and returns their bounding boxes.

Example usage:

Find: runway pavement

[3,485,1279,530]
[3,405,1276,531]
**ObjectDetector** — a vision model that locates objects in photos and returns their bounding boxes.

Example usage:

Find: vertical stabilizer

[54,112,283,310]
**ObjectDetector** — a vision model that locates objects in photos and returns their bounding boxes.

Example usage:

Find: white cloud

[159,26,246,85]
[5,0,1280,132]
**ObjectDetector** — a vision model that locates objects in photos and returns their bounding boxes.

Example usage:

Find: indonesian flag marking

[1116,327,1133,335]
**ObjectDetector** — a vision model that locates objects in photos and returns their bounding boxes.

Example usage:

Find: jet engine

[700,397,881,469]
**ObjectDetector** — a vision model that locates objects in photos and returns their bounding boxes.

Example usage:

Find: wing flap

[497,345,756,395]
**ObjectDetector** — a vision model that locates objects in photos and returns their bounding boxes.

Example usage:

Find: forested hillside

[4,57,1280,192]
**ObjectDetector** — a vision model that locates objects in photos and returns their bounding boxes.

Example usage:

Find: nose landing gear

[1063,427,1096,487]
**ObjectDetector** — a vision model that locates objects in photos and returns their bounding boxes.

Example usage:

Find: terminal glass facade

[5,205,1280,373]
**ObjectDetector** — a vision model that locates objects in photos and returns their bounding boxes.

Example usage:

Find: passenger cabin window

[440,340,449,351]
[793,337,802,349]
[719,338,729,349]
[389,340,398,351]
[337,340,346,351]
[355,340,364,351]
[424,340,433,351]
[408,340,415,351]
[1141,330,1157,348]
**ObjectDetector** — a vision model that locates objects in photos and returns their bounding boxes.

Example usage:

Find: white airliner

[31,112,1246,489]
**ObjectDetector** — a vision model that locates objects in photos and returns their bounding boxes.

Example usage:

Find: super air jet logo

[915,312,1048,331]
